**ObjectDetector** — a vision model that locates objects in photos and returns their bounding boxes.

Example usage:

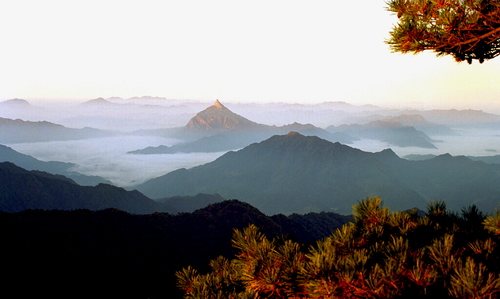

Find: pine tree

[386,0,500,63]
[176,197,500,298]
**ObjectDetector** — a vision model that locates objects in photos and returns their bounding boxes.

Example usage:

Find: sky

[2,0,500,112]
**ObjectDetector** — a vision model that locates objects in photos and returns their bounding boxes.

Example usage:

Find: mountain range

[135,132,500,215]
[0,161,224,214]
[405,153,500,164]
[0,144,111,186]
[327,120,438,148]
[0,117,113,143]
[129,100,435,155]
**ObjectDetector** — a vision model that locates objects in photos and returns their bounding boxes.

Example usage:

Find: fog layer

[7,136,226,187]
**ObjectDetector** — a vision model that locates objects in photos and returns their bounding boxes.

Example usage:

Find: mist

[5,127,500,190]
[3,97,500,190]
[6,135,226,187]
[352,128,500,157]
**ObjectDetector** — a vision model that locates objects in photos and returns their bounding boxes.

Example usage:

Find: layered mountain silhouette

[380,114,456,136]
[327,120,437,148]
[0,144,111,186]
[415,109,500,126]
[130,100,441,156]
[0,162,224,214]
[0,117,113,143]
[135,132,500,215]
[0,162,163,213]
[135,132,429,214]
[129,101,358,154]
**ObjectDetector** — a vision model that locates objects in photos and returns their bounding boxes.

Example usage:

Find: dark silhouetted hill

[0,162,165,213]
[0,199,351,298]
[158,193,225,213]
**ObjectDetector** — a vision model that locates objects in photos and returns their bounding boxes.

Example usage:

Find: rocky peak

[185,100,261,132]
[213,99,225,109]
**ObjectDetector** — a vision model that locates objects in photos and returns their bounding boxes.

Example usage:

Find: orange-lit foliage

[386,0,500,63]
[177,197,500,298]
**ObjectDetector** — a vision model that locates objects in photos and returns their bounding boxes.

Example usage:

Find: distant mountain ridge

[0,117,113,143]
[328,120,437,148]
[135,132,500,215]
[0,98,32,107]
[129,101,358,154]
[80,98,117,106]
[0,144,111,186]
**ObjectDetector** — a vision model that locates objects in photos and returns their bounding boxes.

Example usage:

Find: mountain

[135,132,429,215]
[381,114,456,136]
[128,132,268,154]
[372,151,500,212]
[129,126,357,155]
[273,122,358,144]
[328,120,437,148]
[129,102,358,154]
[416,109,500,126]
[0,162,166,213]
[0,199,351,298]
[79,97,117,106]
[185,100,263,133]
[158,193,225,213]
[0,144,111,186]
[0,161,228,214]
[136,132,500,215]
[468,155,500,164]
[405,153,500,165]
[0,98,32,108]
[0,117,113,143]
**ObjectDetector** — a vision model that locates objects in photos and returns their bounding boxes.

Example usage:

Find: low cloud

[7,135,226,187]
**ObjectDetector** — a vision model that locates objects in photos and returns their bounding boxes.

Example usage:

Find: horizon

[2,0,500,113]
[4,96,500,115]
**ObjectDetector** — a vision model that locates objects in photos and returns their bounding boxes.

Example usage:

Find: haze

[2,0,500,112]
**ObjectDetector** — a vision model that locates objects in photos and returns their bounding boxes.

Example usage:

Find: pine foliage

[386,0,500,63]
[177,197,500,298]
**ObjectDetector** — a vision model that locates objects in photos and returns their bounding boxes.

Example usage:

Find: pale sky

[2,0,500,112]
